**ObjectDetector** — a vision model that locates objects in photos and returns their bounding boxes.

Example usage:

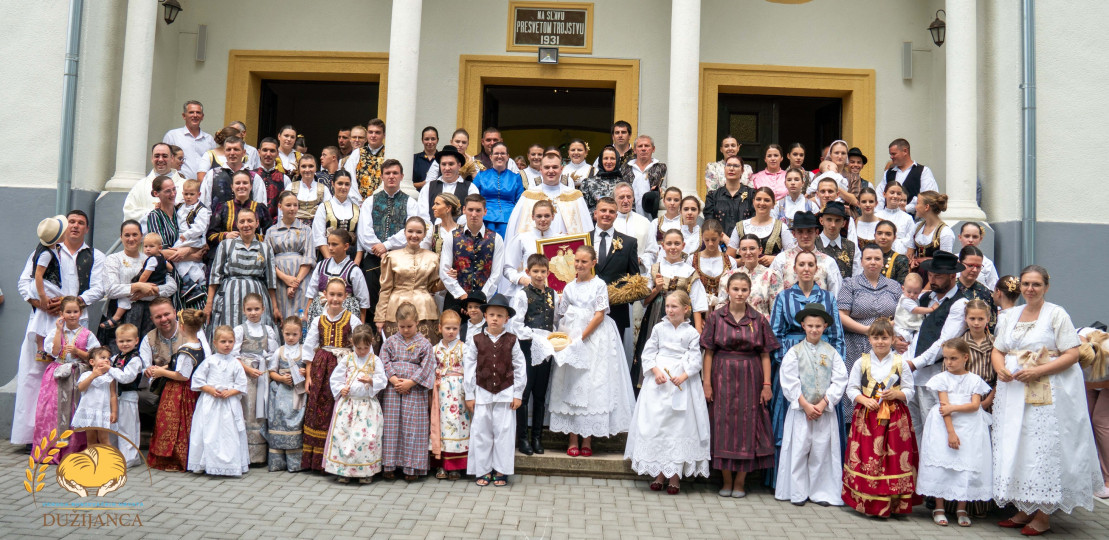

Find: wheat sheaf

[25,429,72,502]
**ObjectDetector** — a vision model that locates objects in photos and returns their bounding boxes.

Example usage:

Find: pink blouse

[750,169,788,201]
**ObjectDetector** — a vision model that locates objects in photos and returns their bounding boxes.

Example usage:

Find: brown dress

[375,247,442,345]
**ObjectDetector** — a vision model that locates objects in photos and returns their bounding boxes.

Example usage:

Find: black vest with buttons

[523,286,556,332]
[112,350,143,395]
[914,289,960,357]
[30,244,94,296]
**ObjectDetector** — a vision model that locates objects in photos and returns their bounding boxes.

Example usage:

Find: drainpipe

[1020,0,1036,268]
[55,0,84,215]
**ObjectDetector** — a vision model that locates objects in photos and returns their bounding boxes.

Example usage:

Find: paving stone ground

[1,443,1105,539]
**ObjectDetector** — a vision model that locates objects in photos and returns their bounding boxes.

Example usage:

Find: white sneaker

[1095,486,1109,499]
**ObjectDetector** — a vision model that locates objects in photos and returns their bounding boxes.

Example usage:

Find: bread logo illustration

[55,444,128,498]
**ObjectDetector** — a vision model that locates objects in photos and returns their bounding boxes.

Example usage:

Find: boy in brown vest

[463,294,526,487]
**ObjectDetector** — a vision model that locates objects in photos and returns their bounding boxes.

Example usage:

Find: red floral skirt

[841,400,922,517]
[301,349,339,471]
[147,379,198,471]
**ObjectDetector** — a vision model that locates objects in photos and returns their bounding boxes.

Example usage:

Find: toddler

[894,273,935,343]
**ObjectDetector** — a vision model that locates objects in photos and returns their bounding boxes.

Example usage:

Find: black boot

[517,436,534,456]
[531,431,544,454]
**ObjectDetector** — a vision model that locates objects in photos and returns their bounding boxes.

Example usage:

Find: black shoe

[517,437,534,456]
[531,435,544,454]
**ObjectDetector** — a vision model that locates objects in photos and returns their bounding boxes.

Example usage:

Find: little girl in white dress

[917,338,993,527]
[72,348,118,446]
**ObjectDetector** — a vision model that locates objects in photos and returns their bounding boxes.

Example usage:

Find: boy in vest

[814,201,858,279]
[173,179,211,307]
[107,324,145,467]
[775,303,848,506]
[509,254,559,456]
[463,294,526,487]
[439,194,505,315]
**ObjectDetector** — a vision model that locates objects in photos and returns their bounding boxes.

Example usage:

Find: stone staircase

[513,431,637,479]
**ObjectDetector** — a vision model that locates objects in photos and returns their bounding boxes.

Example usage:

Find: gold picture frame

[535,232,593,292]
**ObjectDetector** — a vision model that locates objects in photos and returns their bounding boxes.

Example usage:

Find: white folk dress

[549,277,636,437]
[624,320,710,479]
[188,352,250,476]
[775,341,848,505]
[992,303,1100,514]
[71,372,114,429]
[917,370,993,501]
[323,351,386,478]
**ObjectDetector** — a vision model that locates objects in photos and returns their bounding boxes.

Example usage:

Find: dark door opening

[716,94,842,172]
[258,80,379,155]
[482,85,615,163]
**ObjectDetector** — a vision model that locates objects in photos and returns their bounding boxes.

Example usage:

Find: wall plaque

[507,2,593,54]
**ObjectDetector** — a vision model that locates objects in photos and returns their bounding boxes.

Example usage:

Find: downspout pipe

[55,0,84,215]
[1021,0,1036,268]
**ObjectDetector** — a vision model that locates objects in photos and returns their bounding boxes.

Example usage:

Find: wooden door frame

[698,63,875,198]
[225,50,389,146]
[457,55,639,156]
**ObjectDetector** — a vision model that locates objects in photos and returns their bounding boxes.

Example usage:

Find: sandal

[956,510,971,527]
[567,447,580,457]
[666,483,680,495]
[649,481,664,492]
[435,467,447,480]
[447,471,462,481]
[492,474,508,487]
[580,447,593,457]
[404,474,418,482]
[933,510,949,526]
[999,518,1031,528]
[383,471,396,480]
[99,318,120,331]
[337,477,350,484]
[359,477,372,484]
[475,474,492,487]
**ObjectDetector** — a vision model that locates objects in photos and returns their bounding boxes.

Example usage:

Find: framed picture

[535,232,592,292]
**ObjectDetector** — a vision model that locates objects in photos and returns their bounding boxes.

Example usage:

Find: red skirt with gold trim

[147,379,198,471]
[301,349,340,471]
[841,400,922,517]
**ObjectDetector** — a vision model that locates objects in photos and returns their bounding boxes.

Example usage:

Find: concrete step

[513,449,636,479]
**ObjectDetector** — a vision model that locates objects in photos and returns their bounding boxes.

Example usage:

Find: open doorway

[716,94,842,172]
[482,85,614,162]
[258,80,379,155]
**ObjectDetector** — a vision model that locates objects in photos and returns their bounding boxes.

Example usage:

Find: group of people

[10,100,1109,533]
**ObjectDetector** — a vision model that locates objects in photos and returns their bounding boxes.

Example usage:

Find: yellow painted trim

[697,63,876,199]
[225,50,389,146]
[506,1,594,54]
[457,55,639,157]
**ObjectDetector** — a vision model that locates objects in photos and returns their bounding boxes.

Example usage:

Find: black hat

[435,145,466,166]
[790,211,821,231]
[460,290,487,309]
[919,250,965,274]
[818,200,849,219]
[794,303,834,326]
[480,293,516,319]
[847,147,868,165]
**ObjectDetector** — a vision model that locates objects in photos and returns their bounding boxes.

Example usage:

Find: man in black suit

[590,197,641,370]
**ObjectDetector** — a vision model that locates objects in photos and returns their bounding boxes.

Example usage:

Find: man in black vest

[878,138,938,215]
[357,160,418,326]
[904,251,968,439]
[416,145,479,224]
[11,210,105,446]
[590,197,641,369]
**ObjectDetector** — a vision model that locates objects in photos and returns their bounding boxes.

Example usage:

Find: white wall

[978,0,1022,223]
[0,0,125,192]
[700,0,941,181]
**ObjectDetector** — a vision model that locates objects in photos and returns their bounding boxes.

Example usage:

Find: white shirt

[122,170,187,222]
[243,143,261,170]
[285,176,331,204]
[654,259,709,313]
[303,310,363,355]
[771,193,817,224]
[278,150,299,175]
[509,286,560,340]
[198,167,268,210]
[52,243,106,307]
[416,178,480,223]
[302,257,371,309]
[876,208,915,240]
[845,350,915,403]
[561,161,594,187]
[463,328,527,404]
[501,227,557,297]
[875,161,938,214]
[356,190,420,252]
[175,202,211,249]
[780,340,848,408]
[909,285,968,385]
[162,126,216,180]
[626,158,661,216]
[311,198,357,248]
[44,325,101,362]
[101,251,178,301]
[503,183,593,251]
[900,222,955,256]
[613,211,655,272]
[522,167,543,188]
[439,225,505,299]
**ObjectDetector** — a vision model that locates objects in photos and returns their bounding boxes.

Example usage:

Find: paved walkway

[1,444,1105,539]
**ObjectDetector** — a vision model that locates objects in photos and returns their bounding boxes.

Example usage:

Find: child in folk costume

[775,303,848,506]
[266,316,309,472]
[842,318,921,516]
[30,215,69,360]
[302,230,370,322]
[549,245,636,456]
[72,347,118,446]
[146,309,206,471]
[232,293,279,464]
[189,325,250,476]
[625,290,711,495]
[105,233,172,327]
[174,179,212,308]
[916,339,993,527]
[508,254,558,456]
[35,296,99,463]
[380,302,436,480]
[431,310,471,480]
[107,324,144,466]
[324,326,387,483]
[633,229,709,383]
[458,292,487,343]
[463,294,527,487]
[301,278,361,471]
[691,219,736,313]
